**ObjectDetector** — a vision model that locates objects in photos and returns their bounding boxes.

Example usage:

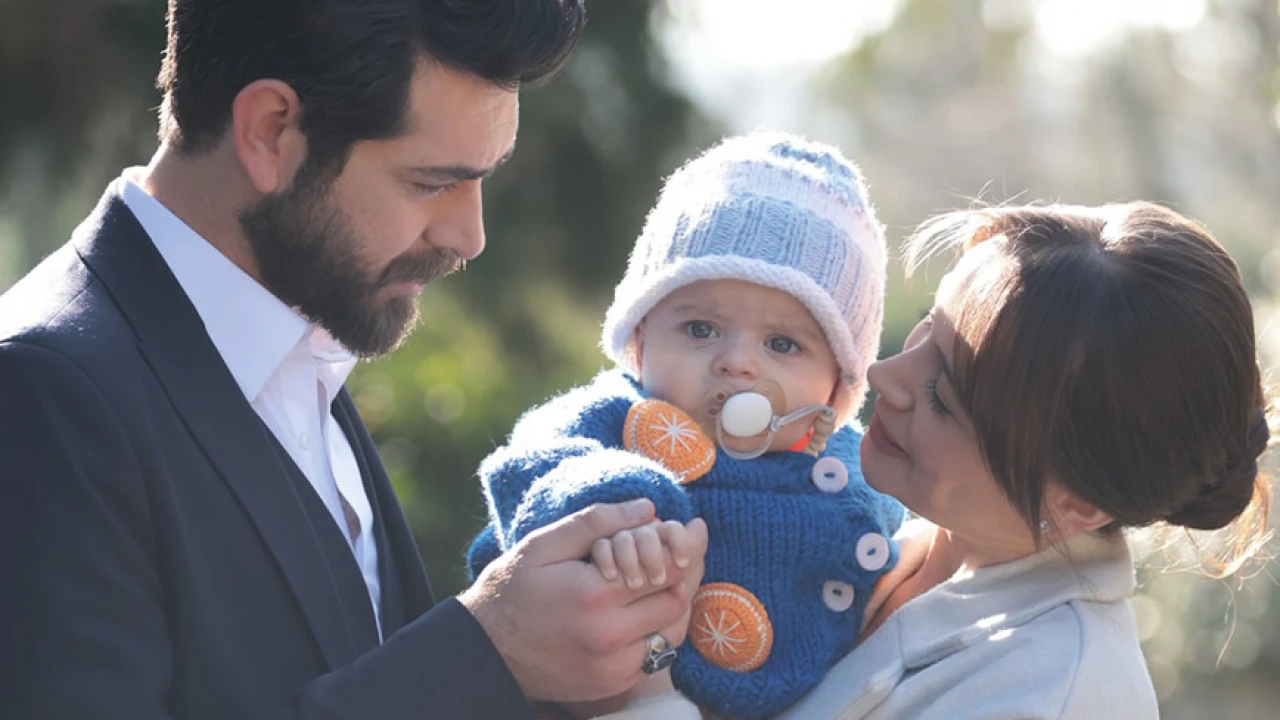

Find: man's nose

[426,180,486,261]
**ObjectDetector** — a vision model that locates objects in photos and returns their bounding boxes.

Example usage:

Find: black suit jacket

[0,180,533,719]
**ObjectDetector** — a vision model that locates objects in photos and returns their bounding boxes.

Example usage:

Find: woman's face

[860,257,1038,560]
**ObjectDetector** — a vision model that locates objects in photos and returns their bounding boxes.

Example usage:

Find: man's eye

[685,321,716,339]
[767,336,800,354]
[411,182,454,198]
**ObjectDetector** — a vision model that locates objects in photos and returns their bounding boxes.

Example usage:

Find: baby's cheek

[770,423,812,452]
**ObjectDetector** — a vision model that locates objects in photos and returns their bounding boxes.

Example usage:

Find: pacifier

[704,380,837,460]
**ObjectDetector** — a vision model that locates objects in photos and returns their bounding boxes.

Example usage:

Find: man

[0,1,706,717]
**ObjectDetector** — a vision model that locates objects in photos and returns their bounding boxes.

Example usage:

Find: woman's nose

[866,356,912,410]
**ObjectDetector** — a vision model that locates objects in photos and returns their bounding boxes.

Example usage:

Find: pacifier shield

[624,399,716,484]
[705,380,786,456]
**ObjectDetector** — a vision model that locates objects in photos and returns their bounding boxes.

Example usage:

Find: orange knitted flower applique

[690,582,774,672]
[623,399,716,484]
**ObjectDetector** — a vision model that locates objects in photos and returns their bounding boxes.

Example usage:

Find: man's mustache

[378,248,464,287]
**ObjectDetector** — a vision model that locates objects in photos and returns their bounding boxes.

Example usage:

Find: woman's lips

[867,413,909,460]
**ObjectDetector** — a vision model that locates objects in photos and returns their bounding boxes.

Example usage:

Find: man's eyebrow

[408,146,515,182]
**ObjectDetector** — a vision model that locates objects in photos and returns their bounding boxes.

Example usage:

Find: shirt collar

[119,169,357,401]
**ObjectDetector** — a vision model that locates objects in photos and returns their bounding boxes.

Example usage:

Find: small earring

[1039,520,1051,535]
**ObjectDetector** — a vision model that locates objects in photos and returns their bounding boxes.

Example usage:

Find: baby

[468,132,905,719]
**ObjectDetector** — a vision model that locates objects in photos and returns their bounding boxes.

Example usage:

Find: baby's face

[637,279,840,452]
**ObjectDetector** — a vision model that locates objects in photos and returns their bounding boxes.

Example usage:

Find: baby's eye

[767,336,800,354]
[685,321,717,340]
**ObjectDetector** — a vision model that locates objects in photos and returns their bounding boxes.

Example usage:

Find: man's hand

[458,499,708,703]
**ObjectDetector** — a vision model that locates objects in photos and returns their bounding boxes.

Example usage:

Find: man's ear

[1043,483,1112,539]
[231,79,308,194]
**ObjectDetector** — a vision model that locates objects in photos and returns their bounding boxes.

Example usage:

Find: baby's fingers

[655,519,695,569]
[591,537,619,582]
[633,523,666,586]
[611,531,646,589]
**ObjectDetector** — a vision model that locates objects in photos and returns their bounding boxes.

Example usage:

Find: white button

[811,457,848,493]
[856,533,891,571]
[299,432,312,451]
[823,580,856,612]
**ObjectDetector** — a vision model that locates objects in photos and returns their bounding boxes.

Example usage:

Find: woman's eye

[767,336,800,354]
[925,378,948,415]
[685,321,716,340]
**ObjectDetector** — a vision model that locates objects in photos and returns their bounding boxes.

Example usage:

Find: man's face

[240,60,519,357]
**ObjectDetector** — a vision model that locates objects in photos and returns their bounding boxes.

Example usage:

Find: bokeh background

[3,0,1278,716]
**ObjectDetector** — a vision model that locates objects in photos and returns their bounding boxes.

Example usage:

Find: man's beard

[238,167,462,358]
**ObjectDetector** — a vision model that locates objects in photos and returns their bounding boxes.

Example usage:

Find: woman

[598,201,1273,719]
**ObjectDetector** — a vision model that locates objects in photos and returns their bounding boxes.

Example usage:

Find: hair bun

[1166,409,1270,530]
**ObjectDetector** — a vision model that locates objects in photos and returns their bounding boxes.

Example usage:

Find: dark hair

[906,202,1273,572]
[156,0,585,169]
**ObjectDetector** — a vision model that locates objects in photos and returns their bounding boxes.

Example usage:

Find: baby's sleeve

[467,372,694,578]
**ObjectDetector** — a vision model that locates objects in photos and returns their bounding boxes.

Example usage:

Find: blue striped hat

[602,131,887,415]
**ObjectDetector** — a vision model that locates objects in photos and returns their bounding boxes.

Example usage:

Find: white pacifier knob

[720,392,774,438]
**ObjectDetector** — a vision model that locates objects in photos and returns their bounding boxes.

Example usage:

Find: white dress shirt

[121,170,382,638]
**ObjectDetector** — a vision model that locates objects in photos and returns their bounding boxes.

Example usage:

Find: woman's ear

[1043,483,1112,539]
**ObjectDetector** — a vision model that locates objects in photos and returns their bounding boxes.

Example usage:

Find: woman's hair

[905,202,1273,573]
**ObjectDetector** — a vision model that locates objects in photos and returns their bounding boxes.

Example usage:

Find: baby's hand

[591,519,696,589]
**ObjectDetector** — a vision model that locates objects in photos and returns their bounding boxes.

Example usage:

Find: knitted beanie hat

[602,131,888,417]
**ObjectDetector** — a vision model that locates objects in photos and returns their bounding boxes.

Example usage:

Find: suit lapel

[331,390,434,631]
[72,181,365,670]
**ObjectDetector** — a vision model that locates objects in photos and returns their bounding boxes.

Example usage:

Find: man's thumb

[520,499,656,566]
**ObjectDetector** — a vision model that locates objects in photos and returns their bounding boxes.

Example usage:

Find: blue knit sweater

[468,369,905,719]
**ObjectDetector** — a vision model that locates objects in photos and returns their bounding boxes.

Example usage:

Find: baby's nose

[713,342,761,380]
